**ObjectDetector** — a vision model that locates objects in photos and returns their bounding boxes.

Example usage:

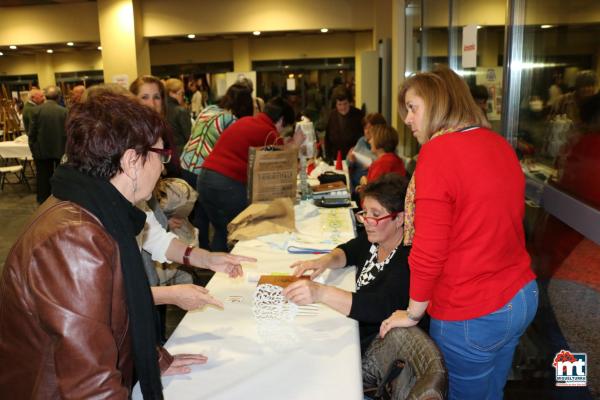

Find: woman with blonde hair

[380,68,537,400]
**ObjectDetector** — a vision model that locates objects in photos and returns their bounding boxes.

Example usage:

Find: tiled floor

[1,181,598,399]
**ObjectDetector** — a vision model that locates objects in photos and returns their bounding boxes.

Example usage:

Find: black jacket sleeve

[337,231,370,267]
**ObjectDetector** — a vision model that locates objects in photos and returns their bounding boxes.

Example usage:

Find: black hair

[470,85,489,102]
[263,96,295,126]
[219,83,253,118]
[361,173,408,213]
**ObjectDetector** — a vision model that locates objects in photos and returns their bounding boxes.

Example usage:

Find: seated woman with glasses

[283,173,415,353]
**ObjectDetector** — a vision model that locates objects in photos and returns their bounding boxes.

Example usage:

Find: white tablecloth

[133,204,362,400]
[0,140,32,159]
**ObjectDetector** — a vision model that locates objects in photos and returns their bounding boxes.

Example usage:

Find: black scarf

[51,166,163,400]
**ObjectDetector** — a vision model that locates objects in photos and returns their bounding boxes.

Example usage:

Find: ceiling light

[187,34,196,39]
[46,49,53,54]
[476,25,483,29]
[320,28,329,33]
[97,46,102,50]
[0,52,3,56]
[253,31,261,36]
[9,45,17,50]
[67,42,74,46]
[541,24,554,29]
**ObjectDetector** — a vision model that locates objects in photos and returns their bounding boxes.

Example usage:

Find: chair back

[362,326,447,400]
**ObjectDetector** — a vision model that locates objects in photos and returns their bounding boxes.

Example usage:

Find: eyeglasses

[355,210,399,226]
[148,147,172,164]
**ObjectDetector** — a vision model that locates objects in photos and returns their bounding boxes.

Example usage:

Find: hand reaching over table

[203,252,256,278]
[282,279,323,305]
[290,258,328,279]
[152,284,223,310]
[163,354,208,376]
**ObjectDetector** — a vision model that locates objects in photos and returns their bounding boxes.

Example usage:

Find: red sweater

[201,113,278,183]
[409,127,535,321]
[367,152,406,182]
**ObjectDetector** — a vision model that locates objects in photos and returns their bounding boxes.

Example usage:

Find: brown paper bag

[247,145,298,203]
[227,197,295,242]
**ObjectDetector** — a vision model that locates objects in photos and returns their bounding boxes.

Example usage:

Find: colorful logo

[553,350,587,387]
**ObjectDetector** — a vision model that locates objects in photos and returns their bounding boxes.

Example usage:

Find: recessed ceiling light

[187,34,196,39]
[320,28,329,33]
[9,45,17,50]
[476,25,483,29]
[0,52,3,56]
[253,31,261,36]
[67,42,74,46]
[97,46,102,50]
[46,49,53,54]
[541,24,554,29]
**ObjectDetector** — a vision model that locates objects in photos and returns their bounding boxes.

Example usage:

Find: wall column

[392,0,406,134]
[97,0,150,86]
[233,38,251,72]
[35,53,56,88]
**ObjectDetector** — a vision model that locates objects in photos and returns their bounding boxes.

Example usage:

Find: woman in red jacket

[379,68,538,400]
[358,125,406,192]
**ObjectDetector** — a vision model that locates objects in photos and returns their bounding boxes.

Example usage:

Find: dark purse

[318,171,347,185]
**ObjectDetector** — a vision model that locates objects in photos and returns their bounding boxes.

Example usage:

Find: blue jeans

[430,279,538,400]
[196,168,247,252]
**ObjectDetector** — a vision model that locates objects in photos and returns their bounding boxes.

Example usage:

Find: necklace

[377,233,403,262]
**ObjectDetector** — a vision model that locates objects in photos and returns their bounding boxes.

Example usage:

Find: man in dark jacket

[29,86,68,203]
[324,86,364,163]
[22,88,44,134]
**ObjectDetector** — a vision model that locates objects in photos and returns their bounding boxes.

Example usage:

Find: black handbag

[318,171,347,185]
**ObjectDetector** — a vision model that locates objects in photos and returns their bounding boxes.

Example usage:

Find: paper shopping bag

[247,145,298,203]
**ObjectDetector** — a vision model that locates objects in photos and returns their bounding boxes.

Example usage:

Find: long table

[133,204,362,400]
[0,140,32,159]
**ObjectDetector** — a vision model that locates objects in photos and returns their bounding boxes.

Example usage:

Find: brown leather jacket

[0,197,172,399]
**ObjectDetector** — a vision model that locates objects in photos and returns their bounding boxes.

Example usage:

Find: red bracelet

[183,245,194,266]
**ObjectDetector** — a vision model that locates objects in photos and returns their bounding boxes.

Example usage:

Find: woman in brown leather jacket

[0,92,205,399]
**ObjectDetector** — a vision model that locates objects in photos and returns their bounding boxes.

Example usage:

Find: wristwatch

[182,245,194,266]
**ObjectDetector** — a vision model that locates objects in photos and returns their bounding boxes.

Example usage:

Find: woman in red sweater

[197,97,303,252]
[363,124,406,185]
[379,68,537,400]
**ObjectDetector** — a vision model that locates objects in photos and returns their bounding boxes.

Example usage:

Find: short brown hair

[398,67,489,138]
[370,124,399,153]
[332,86,352,103]
[361,173,408,214]
[65,92,169,179]
[363,112,387,127]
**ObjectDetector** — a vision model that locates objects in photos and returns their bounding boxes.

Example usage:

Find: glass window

[511,0,600,191]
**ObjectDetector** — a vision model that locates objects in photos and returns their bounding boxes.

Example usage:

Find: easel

[0,83,22,142]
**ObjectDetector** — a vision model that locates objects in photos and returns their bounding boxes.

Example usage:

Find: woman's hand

[204,253,256,278]
[162,354,208,376]
[290,258,327,279]
[170,284,223,310]
[379,309,418,338]
[282,279,323,305]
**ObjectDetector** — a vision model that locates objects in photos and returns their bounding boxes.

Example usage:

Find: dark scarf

[51,166,163,400]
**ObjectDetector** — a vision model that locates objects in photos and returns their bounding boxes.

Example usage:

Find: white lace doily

[253,283,298,321]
